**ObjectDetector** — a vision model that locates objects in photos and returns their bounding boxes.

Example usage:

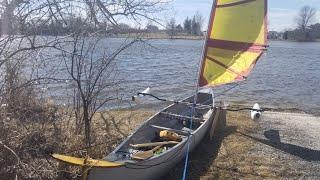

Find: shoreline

[128,101,320,117]
[114,33,204,40]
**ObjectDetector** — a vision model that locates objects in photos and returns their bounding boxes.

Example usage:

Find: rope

[182,103,196,180]
[226,108,270,112]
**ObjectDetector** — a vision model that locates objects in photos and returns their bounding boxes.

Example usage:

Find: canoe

[87,92,214,180]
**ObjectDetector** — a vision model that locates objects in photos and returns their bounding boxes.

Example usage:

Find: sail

[199,0,268,87]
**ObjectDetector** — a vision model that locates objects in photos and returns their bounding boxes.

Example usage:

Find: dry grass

[0,107,153,179]
[1,108,311,179]
[194,112,276,179]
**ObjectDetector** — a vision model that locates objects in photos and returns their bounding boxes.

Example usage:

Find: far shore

[3,32,320,42]
[113,33,320,42]
[112,32,204,40]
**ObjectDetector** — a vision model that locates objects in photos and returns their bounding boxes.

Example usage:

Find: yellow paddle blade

[52,154,124,168]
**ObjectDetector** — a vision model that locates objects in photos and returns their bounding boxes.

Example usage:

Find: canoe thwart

[160,112,203,122]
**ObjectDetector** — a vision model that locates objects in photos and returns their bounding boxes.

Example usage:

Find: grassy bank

[0,108,153,179]
[1,108,317,179]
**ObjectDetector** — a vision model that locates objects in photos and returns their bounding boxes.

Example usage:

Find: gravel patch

[249,112,320,178]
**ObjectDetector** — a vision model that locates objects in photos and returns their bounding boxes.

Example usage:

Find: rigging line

[182,0,216,176]
[182,29,209,180]
[226,107,269,112]
[182,104,194,180]
[214,83,240,98]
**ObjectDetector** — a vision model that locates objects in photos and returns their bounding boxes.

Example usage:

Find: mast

[182,2,217,180]
[193,0,217,104]
[184,0,268,178]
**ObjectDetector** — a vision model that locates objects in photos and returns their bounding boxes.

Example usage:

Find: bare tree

[0,0,167,178]
[55,0,167,154]
[166,18,176,38]
[195,11,204,32]
[296,5,317,31]
[60,33,141,149]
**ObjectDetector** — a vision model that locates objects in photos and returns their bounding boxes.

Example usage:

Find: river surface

[40,38,319,115]
[113,39,320,115]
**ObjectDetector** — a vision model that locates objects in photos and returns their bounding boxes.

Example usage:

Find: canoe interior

[106,92,213,163]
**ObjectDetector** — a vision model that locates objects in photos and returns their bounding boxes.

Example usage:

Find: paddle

[52,154,124,168]
[131,145,163,160]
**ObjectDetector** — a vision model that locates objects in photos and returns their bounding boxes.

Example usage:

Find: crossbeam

[160,112,203,122]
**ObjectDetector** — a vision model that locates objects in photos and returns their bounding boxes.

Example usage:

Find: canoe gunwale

[96,93,214,172]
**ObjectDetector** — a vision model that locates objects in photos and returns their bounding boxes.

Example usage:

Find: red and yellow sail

[199,0,268,87]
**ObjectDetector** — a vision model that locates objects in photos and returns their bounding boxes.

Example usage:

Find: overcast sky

[169,0,320,31]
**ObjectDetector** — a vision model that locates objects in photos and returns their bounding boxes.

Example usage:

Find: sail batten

[199,0,268,88]
[206,56,244,77]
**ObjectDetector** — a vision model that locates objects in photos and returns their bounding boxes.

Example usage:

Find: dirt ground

[164,111,320,179]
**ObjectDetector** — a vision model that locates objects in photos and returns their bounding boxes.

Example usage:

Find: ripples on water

[42,38,319,115]
[115,39,320,115]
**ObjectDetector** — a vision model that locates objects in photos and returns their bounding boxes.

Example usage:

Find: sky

[169,0,320,31]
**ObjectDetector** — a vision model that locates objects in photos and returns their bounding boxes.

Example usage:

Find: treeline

[268,6,319,42]
[283,23,320,41]
[0,17,159,36]
[1,13,205,37]
[284,6,319,41]
[166,12,204,37]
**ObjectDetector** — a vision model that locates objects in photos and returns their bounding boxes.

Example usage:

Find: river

[40,38,319,115]
[114,39,320,115]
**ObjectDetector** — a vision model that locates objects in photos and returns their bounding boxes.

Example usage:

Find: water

[35,38,319,115]
[114,40,320,115]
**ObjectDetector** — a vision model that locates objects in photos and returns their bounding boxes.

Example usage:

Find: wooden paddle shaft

[130,141,179,148]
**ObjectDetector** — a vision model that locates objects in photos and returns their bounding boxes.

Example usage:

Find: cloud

[269,8,320,31]
[269,8,298,31]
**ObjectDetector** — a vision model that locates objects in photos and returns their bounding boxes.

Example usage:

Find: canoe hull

[88,93,214,180]
[89,118,211,180]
